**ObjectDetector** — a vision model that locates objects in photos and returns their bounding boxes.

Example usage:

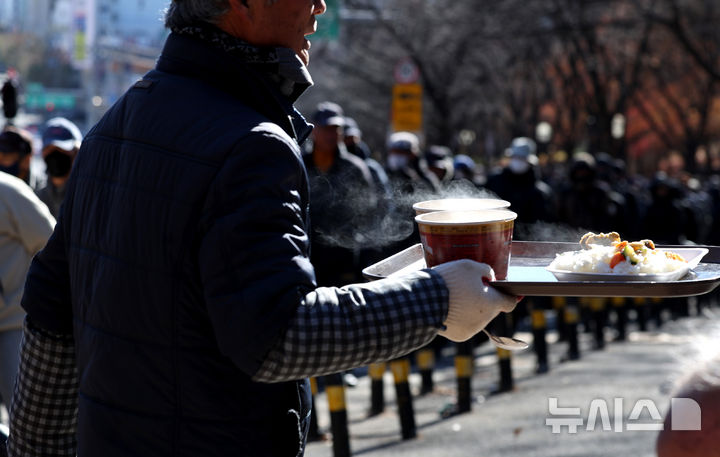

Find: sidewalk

[306,306,720,457]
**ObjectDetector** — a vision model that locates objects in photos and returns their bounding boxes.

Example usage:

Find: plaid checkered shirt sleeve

[7,318,78,457]
[4,270,447,453]
[253,269,449,383]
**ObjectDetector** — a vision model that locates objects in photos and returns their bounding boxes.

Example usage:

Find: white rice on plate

[548,245,687,274]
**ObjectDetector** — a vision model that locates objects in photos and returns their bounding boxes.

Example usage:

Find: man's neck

[313,146,337,173]
[50,176,68,189]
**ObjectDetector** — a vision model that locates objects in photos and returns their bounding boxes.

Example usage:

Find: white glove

[432,259,518,342]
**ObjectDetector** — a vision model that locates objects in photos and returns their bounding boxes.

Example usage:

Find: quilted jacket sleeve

[198,123,317,376]
[20,201,73,335]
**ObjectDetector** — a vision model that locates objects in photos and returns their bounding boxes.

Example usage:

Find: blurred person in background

[424,145,454,189]
[656,150,712,244]
[452,153,485,188]
[594,152,649,241]
[704,174,720,246]
[1,73,18,125]
[0,127,55,419]
[343,116,395,270]
[555,151,626,235]
[35,118,82,218]
[7,1,518,456]
[384,131,441,251]
[303,102,376,286]
[0,127,33,185]
[385,131,441,197]
[343,116,391,206]
[485,137,554,240]
[642,172,697,245]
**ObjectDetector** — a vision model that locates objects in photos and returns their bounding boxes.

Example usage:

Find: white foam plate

[546,247,709,282]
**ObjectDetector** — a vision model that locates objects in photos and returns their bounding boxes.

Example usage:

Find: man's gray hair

[165,0,231,29]
[165,0,280,29]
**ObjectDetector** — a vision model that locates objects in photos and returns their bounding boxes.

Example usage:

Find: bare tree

[305,0,720,174]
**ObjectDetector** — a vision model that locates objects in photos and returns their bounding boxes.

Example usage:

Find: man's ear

[217,0,252,36]
[228,0,250,16]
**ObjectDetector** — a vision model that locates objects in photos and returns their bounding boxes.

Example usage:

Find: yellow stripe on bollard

[590,297,606,312]
[390,357,417,439]
[309,377,318,396]
[531,309,546,328]
[368,362,386,380]
[454,355,474,378]
[416,349,435,370]
[565,306,579,324]
[552,296,567,309]
[390,359,411,383]
[326,385,346,413]
[611,297,625,307]
[651,297,662,304]
[496,347,511,360]
[633,297,646,305]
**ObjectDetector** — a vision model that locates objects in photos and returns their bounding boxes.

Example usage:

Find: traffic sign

[394,58,420,84]
[392,83,423,133]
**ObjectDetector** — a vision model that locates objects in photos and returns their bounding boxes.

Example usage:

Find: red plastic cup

[412,198,511,216]
[415,209,517,279]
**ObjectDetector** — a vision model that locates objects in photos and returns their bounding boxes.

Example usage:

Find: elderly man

[303,101,375,286]
[7,1,518,456]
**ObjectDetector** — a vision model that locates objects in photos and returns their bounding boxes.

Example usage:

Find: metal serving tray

[361,241,720,298]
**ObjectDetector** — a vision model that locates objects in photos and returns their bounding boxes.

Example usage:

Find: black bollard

[455,341,474,412]
[552,296,568,341]
[390,358,417,440]
[565,304,580,360]
[368,362,386,416]
[325,373,351,457]
[612,297,627,341]
[531,306,549,373]
[416,346,435,395]
[580,298,592,334]
[590,298,606,350]
[633,297,648,331]
[651,297,664,328]
[307,377,324,442]
[496,348,513,392]
[495,314,514,392]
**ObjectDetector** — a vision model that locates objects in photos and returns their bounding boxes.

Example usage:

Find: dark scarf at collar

[171,22,313,102]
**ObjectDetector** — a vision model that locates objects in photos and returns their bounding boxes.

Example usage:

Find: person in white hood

[0,127,55,412]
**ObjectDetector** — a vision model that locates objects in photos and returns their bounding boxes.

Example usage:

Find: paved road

[306,304,720,457]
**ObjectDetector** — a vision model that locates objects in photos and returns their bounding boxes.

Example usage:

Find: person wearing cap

[385,131,441,195]
[35,117,82,218]
[343,116,395,266]
[0,128,33,184]
[343,116,388,186]
[485,137,555,239]
[8,2,518,456]
[0,126,55,418]
[383,131,441,252]
[303,101,376,286]
[424,144,455,187]
[343,116,390,200]
[452,153,485,187]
